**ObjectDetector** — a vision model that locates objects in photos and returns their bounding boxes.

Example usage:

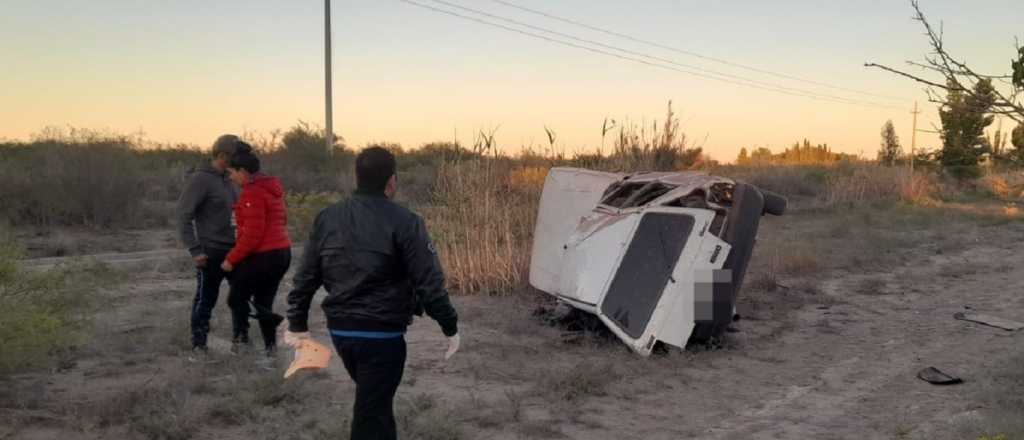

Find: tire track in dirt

[22,247,307,271]
[700,240,1024,440]
[22,249,183,269]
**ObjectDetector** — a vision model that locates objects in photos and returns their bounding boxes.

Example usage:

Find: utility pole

[324,0,333,152]
[910,101,920,173]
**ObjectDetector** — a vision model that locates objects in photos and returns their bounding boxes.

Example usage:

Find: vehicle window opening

[708,182,734,206]
[621,182,674,208]
[661,188,730,236]
[663,190,708,208]
[600,182,647,208]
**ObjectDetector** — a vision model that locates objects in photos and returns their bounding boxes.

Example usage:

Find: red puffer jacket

[226,174,291,266]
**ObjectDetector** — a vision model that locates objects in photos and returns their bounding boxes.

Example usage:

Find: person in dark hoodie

[220,142,292,356]
[176,134,241,358]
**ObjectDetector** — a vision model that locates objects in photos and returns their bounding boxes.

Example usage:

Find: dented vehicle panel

[529,167,786,356]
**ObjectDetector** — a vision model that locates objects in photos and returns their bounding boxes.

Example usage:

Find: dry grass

[61,352,338,439]
[539,359,622,402]
[719,163,950,210]
[855,277,890,295]
[396,393,466,440]
[718,165,831,197]
[808,164,944,209]
[772,246,823,276]
[951,354,1024,440]
[978,171,1024,200]
[424,160,544,295]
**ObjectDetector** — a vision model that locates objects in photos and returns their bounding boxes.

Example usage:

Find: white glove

[444,334,460,361]
[283,330,311,348]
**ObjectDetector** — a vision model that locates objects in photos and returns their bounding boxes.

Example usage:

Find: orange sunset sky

[1,1,1021,161]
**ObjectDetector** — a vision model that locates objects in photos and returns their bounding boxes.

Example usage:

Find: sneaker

[231,341,251,355]
[231,333,251,355]
[255,352,276,371]
[187,345,210,363]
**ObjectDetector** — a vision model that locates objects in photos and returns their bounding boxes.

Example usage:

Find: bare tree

[865,0,1024,124]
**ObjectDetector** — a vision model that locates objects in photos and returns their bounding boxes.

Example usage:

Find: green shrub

[286,192,342,242]
[0,231,109,374]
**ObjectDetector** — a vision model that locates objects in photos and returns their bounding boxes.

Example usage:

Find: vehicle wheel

[762,190,787,216]
[689,183,764,345]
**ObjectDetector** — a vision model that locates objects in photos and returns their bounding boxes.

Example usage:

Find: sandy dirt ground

[4,211,1024,440]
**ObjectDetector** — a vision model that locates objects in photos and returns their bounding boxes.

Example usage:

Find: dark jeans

[191,247,230,348]
[331,335,407,440]
[226,248,291,349]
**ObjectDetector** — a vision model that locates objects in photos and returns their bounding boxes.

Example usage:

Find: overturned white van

[529,168,786,356]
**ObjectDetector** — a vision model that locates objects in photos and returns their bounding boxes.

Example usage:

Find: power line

[399,0,904,110]
[490,0,905,101]
[425,0,895,108]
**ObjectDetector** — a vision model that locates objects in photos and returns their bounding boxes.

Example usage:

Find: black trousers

[226,248,291,349]
[190,247,230,348]
[330,335,407,440]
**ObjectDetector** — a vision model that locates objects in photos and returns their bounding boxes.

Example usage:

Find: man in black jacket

[176,134,241,357]
[285,147,460,440]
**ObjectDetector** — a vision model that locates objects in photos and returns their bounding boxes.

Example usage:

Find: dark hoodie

[226,174,291,266]
[176,163,239,257]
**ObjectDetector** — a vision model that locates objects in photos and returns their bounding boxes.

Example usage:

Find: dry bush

[263,155,354,195]
[717,165,830,198]
[95,381,198,440]
[258,121,356,194]
[396,393,465,440]
[979,171,1024,200]
[773,246,822,276]
[823,165,925,207]
[72,348,334,438]
[426,160,543,295]
[747,271,780,293]
[538,359,621,402]
[0,131,201,229]
[0,126,355,230]
[558,102,704,172]
[721,163,946,209]
[133,145,206,202]
[0,141,149,228]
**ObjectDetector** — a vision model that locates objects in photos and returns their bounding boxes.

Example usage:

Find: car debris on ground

[953,311,1024,331]
[917,367,963,385]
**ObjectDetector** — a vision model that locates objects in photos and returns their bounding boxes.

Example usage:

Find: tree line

[866,0,1023,179]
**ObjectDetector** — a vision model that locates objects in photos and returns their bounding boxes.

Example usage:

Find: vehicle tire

[688,183,764,345]
[762,189,787,216]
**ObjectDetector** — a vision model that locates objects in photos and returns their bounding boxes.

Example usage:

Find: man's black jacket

[286,189,458,337]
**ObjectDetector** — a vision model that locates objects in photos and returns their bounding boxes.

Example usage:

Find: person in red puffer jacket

[220,141,292,356]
